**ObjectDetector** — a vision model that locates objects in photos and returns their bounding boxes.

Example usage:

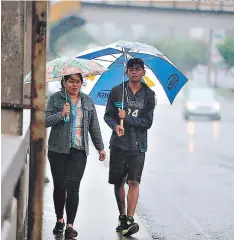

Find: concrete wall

[1,1,25,135]
[23,2,32,106]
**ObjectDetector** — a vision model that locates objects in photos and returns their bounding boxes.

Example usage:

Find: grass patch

[216,88,234,100]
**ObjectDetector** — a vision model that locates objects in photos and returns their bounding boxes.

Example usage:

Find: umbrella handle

[120,119,124,128]
[64,115,69,122]
[120,119,124,135]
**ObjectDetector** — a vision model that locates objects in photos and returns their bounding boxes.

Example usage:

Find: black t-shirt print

[112,85,146,151]
[126,85,145,117]
[125,86,145,151]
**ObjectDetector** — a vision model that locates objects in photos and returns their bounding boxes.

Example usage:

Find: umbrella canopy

[24,57,107,84]
[76,40,188,105]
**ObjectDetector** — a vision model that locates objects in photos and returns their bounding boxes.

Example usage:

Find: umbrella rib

[92,58,114,63]
[128,50,140,60]
[127,52,184,78]
[93,53,125,65]
[127,52,168,64]
[123,52,168,88]
[88,53,126,98]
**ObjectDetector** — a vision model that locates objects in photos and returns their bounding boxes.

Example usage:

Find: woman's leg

[53,188,66,221]
[48,151,67,221]
[65,148,87,226]
[65,182,81,226]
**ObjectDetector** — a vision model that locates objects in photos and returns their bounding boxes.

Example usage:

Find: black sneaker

[122,216,139,236]
[53,221,65,234]
[116,214,127,232]
[65,227,78,239]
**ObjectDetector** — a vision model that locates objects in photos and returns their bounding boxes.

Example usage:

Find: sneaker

[116,214,127,232]
[65,227,78,239]
[53,221,65,234]
[122,216,139,236]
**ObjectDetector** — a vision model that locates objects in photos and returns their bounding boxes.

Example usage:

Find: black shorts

[109,147,145,185]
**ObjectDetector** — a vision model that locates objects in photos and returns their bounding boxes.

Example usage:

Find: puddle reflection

[188,138,195,154]
[186,121,195,136]
[212,121,220,141]
[185,120,221,153]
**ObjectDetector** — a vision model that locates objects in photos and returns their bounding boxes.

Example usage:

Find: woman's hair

[60,73,83,89]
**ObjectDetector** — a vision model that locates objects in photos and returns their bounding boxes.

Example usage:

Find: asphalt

[42,93,234,240]
[42,144,152,240]
[134,98,234,240]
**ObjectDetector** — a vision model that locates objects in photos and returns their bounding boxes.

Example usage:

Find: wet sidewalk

[42,144,152,240]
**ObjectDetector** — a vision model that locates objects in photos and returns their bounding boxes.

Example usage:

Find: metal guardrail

[81,0,234,13]
[1,128,30,239]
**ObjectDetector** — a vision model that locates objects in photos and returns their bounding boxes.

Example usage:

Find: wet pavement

[42,144,152,240]
[136,99,234,240]
[42,95,234,240]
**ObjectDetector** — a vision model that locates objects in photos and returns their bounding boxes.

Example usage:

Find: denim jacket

[46,90,104,156]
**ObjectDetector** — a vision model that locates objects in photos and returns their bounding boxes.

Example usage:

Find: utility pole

[207,29,213,86]
[27,1,47,240]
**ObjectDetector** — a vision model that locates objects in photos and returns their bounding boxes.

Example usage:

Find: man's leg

[114,183,126,215]
[127,180,139,217]
[109,147,127,231]
[122,152,145,236]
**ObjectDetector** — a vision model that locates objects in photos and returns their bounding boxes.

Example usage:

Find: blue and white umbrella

[76,40,188,106]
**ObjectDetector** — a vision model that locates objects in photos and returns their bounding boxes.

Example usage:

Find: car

[183,87,221,121]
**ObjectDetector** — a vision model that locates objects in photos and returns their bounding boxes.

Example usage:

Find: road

[134,98,234,240]
[84,94,234,240]
[41,87,234,239]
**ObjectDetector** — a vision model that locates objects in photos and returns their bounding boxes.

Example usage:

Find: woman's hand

[98,149,106,161]
[62,103,70,117]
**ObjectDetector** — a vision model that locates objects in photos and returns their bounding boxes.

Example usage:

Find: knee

[67,184,80,193]
[128,180,139,188]
[54,184,65,191]
[67,186,79,193]
[114,183,123,189]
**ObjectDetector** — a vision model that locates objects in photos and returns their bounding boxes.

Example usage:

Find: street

[136,98,234,240]
[42,94,234,239]
[3,2,234,240]
[96,94,234,239]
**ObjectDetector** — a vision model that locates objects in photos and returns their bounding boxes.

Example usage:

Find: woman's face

[64,74,82,96]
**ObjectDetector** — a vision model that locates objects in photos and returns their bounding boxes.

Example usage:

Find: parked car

[183,87,221,121]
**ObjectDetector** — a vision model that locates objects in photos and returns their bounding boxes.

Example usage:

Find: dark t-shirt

[113,85,145,151]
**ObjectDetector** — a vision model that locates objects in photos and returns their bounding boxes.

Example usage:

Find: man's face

[127,64,145,83]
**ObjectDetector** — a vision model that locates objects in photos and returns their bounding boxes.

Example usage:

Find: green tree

[149,40,208,73]
[217,34,234,69]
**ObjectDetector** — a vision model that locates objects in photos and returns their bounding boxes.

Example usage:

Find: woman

[46,73,106,239]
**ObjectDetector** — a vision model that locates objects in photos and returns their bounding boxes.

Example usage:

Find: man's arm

[104,90,118,130]
[89,102,104,151]
[45,95,63,128]
[124,95,155,129]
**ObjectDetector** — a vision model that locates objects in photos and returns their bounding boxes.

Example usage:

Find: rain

[4,1,233,239]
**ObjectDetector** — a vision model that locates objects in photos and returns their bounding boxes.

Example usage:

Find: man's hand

[118,109,126,119]
[98,149,106,161]
[115,125,124,137]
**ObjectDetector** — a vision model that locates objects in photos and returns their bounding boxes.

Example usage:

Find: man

[104,58,156,236]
